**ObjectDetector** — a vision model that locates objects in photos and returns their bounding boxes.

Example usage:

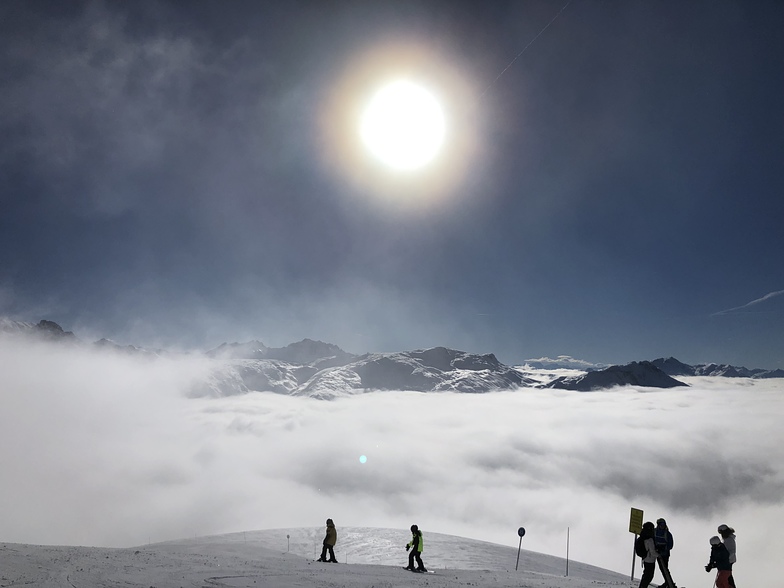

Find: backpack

[635,536,648,558]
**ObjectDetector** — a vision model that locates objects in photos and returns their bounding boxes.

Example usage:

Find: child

[705,536,732,588]
[405,524,427,572]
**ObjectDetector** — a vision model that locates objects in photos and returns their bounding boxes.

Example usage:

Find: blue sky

[1,1,782,368]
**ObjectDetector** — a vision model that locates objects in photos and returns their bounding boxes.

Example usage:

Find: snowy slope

[0,527,630,588]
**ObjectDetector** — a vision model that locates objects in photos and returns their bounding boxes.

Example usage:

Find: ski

[656,557,677,588]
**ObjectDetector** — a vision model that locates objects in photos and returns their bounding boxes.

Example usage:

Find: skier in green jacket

[405,524,427,572]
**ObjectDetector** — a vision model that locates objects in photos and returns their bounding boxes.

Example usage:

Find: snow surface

[0,527,630,588]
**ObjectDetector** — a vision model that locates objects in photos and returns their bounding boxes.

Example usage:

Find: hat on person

[718,524,729,532]
[656,518,666,525]
[710,536,722,545]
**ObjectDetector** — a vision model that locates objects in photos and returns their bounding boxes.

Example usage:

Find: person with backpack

[404,524,427,573]
[636,521,658,588]
[705,535,732,588]
[717,524,737,587]
[317,518,338,563]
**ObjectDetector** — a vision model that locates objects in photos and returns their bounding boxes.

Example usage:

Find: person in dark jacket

[638,521,658,588]
[317,518,338,563]
[405,524,427,572]
[717,524,737,588]
[654,518,674,572]
[705,535,732,588]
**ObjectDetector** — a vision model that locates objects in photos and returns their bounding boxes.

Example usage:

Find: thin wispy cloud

[711,289,784,317]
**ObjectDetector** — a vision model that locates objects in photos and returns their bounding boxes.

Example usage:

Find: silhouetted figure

[654,517,675,585]
[705,535,732,588]
[404,524,427,572]
[718,524,737,588]
[317,518,338,563]
[638,521,657,588]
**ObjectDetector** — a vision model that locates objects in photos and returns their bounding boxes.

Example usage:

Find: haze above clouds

[1,338,781,588]
[1,1,782,368]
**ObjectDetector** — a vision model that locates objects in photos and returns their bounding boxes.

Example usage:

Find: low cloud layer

[0,338,781,588]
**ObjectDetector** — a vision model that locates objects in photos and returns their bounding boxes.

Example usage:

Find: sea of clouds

[1,337,781,588]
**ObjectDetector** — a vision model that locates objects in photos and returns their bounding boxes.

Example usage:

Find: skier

[404,524,427,573]
[717,524,737,587]
[638,521,658,588]
[654,518,676,587]
[317,518,338,563]
[705,535,732,588]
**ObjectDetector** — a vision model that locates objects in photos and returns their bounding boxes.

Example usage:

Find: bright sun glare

[360,80,446,171]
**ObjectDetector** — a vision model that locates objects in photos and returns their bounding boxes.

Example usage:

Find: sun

[319,42,479,208]
[359,80,446,171]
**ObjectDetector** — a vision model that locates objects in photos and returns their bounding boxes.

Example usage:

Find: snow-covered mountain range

[651,356,784,379]
[191,345,535,399]
[2,318,781,399]
[519,355,608,370]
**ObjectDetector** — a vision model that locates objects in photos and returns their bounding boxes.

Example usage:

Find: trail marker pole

[565,527,570,577]
[515,527,526,571]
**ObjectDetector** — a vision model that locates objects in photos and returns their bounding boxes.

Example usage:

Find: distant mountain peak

[205,337,354,365]
[546,361,689,391]
[651,357,783,379]
[206,340,269,360]
[265,339,354,365]
[522,355,605,370]
[0,318,78,342]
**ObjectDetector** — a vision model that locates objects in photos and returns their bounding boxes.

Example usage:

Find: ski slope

[0,527,630,588]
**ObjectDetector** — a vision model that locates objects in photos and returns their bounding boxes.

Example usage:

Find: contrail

[480,0,572,97]
[711,289,784,317]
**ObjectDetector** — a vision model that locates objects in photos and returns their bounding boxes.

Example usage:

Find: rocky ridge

[544,361,689,391]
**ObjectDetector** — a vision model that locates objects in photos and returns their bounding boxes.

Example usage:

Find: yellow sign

[629,508,644,534]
